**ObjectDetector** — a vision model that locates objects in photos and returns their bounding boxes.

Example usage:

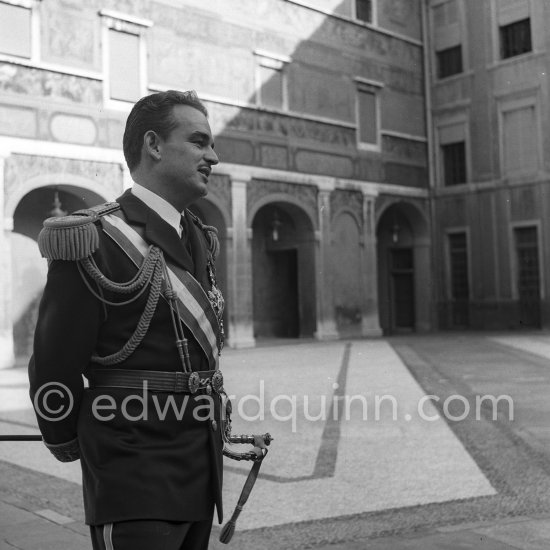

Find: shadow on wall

[198,0,423,338]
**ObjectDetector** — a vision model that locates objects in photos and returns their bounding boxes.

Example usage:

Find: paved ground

[1,332,550,548]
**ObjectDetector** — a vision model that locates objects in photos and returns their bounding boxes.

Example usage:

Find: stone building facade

[426,0,550,330]
[0,0,430,368]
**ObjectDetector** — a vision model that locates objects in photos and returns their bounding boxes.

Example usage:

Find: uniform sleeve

[28,258,103,460]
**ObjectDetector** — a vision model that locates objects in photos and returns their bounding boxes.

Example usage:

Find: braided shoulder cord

[202,225,220,261]
[81,245,161,294]
[76,246,162,307]
[91,252,164,366]
[187,211,220,260]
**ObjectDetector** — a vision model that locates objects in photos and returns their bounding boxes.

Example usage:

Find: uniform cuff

[45,437,80,462]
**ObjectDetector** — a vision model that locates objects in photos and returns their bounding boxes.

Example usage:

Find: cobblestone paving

[2,334,550,549]
[211,334,550,549]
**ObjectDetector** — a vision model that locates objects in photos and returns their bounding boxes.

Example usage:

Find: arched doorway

[12,186,105,359]
[376,200,431,334]
[251,201,316,339]
[188,198,229,338]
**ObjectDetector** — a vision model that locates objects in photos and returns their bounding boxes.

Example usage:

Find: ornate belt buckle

[188,372,200,394]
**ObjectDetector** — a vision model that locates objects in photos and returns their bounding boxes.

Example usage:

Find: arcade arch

[251,200,316,339]
[10,185,106,359]
[376,199,431,334]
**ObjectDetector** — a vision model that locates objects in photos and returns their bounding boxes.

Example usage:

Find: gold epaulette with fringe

[38,202,121,261]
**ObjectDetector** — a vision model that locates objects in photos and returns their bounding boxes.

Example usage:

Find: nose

[206,146,219,166]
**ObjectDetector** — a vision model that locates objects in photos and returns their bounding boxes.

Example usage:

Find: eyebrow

[189,131,215,148]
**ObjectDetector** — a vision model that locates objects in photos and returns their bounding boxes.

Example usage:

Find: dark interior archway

[376,200,430,334]
[251,201,316,339]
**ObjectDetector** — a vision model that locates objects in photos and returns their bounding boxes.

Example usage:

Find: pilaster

[227,177,255,348]
[314,188,339,340]
[414,238,432,332]
[0,155,15,368]
[360,192,382,336]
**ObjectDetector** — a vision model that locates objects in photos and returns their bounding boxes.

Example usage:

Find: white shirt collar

[131,183,184,237]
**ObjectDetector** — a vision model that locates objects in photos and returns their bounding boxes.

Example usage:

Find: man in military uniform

[29,90,226,549]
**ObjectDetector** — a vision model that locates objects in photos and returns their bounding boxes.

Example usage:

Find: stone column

[414,238,432,332]
[226,177,255,348]
[360,192,382,336]
[314,187,338,340]
[0,155,15,368]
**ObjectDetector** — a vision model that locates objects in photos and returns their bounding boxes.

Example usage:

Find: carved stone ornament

[0,63,102,105]
[330,189,364,228]
[5,154,122,202]
[247,179,318,229]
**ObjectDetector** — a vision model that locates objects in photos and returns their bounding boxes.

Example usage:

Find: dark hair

[123,90,208,172]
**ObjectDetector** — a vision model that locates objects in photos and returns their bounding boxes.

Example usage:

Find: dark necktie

[180,215,194,265]
[180,215,188,243]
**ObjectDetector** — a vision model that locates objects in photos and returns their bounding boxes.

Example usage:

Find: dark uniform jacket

[28,189,224,526]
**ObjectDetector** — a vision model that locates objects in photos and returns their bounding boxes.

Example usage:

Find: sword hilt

[227,433,273,446]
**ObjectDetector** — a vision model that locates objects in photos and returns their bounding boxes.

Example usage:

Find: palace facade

[5,0,506,367]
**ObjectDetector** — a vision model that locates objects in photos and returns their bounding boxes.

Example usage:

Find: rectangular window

[442,141,466,185]
[254,52,289,111]
[448,233,469,300]
[357,84,379,147]
[108,29,141,102]
[448,232,469,326]
[355,0,372,23]
[502,104,537,175]
[100,10,152,106]
[500,18,532,59]
[0,2,32,58]
[259,65,283,110]
[437,45,463,79]
[514,226,541,327]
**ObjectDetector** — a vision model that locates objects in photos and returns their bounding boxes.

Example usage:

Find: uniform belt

[87,368,224,395]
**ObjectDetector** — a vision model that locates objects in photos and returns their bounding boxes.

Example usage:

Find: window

[502,103,538,175]
[431,1,465,80]
[448,232,469,326]
[254,52,289,110]
[355,0,373,24]
[514,226,541,327]
[500,18,532,59]
[442,142,466,186]
[437,45,463,79]
[259,64,284,109]
[0,1,32,58]
[109,29,141,102]
[100,10,152,105]
[356,82,381,148]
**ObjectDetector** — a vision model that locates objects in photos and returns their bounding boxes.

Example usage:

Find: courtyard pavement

[1,332,550,548]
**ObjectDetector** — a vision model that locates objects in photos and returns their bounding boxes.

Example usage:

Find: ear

[143,130,162,161]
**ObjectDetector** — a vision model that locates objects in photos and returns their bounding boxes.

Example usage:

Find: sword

[0,435,42,441]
